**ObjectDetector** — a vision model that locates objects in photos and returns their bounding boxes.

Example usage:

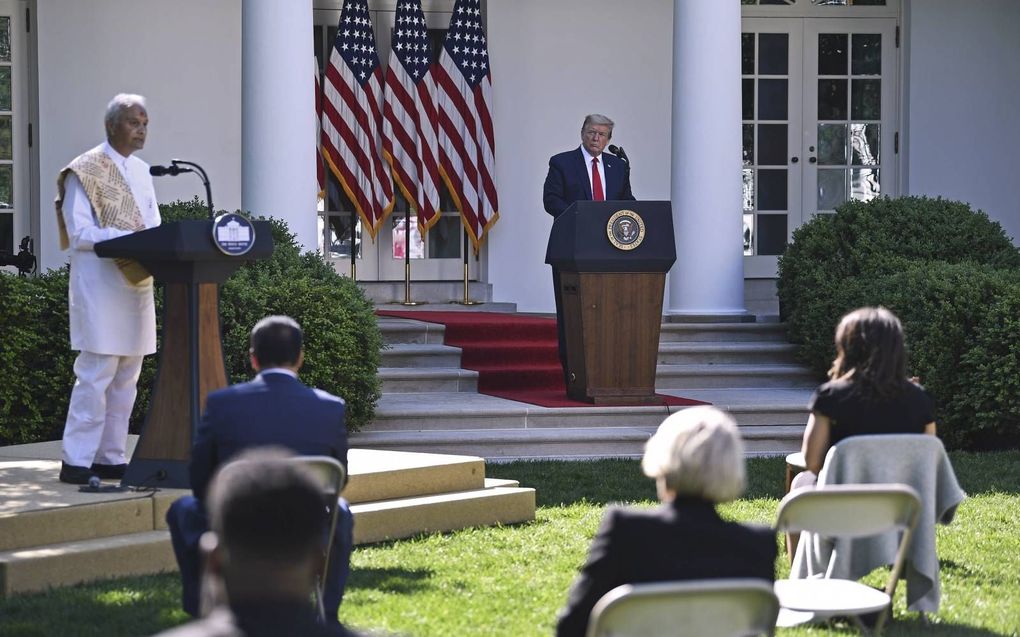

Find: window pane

[851,168,881,201]
[0,68,10,111]
[427,215,461,259]
[0,211,11,252]
[758,214,788,255]
[0,116,10,160]
[758,79,788,120]
[758,169,787,210]
[818,168,847,210]
[757,124,787,166]
[758,33,788,75]
[743,78,754,120]
[852,34,881,75]
[851,79,881,119]
[0,164,9,208]
[818,79,848,120]
[743,213,754,256]
[818,34,848,76]
[0,18,9,63]
[743,169,755,211]
[742,33,755,75]
[818,124,847,165]
[392,216,424,259]
[328,214,361,259]
[850,123,880,165]
[743,124,754,166]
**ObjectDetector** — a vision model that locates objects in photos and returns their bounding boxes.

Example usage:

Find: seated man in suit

[166,315,353,625]
[555,406,777,637]
[542,114,636,384]
[155,448,359,637]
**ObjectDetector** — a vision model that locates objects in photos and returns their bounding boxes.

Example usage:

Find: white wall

[36,0,241,271]
[905,0,1020,243]
[486,0,674,312]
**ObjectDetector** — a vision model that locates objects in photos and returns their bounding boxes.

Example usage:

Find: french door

[0,0,27,260]
[742,16,898,277]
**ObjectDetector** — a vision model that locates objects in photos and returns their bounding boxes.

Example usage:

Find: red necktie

[591,157,605,201]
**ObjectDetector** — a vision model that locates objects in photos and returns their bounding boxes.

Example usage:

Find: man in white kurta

[55,94,161,484]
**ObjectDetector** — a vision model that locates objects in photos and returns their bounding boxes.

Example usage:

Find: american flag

[321,0,394,239]
[434,0,499,250]
[382,0,441,235]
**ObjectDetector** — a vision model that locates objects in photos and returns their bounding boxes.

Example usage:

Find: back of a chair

[289,455,346,622]
[776,484,921,538]
[587,579,779,637]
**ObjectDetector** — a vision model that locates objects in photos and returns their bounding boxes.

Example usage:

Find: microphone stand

[171,159,215,220]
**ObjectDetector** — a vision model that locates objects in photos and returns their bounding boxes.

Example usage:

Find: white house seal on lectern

[212,212,256,256]
[607,209,645,251]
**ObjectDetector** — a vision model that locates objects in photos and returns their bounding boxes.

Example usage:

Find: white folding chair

[774,484,921,635]
[586,579,780,637]
[290,455,347,623]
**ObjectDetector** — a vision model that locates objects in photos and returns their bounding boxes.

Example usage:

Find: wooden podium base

[562,271,666,404]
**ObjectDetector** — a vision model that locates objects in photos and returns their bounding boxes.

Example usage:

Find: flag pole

[349,215,357,280]
[451,228,481,305]
[402,210,424,306]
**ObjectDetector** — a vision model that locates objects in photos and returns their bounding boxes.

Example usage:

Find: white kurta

[62,142,161,356]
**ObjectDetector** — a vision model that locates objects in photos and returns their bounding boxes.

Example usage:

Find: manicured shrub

[778,196,1020,450]
[0,199,381,446]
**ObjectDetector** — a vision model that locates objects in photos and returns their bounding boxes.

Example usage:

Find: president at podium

[543,114,635,384]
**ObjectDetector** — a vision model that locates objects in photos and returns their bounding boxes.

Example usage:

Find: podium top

[545,200,676,273]
[95,219,274,284]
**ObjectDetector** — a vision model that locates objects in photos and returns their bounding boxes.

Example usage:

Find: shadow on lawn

[348,566,435,595]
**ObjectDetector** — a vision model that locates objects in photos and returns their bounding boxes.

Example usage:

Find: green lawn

[1,453,1017,636]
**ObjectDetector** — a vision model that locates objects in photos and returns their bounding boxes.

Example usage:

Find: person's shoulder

[150,609,242,637]
[549,148,581,163]
[312,387,346,406]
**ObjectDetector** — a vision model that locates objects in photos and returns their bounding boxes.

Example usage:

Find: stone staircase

[350,315,820,459]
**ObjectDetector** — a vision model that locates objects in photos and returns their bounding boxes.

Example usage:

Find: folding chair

[290,455,347,623]
[586,579,780,637]
[774,484,921,635]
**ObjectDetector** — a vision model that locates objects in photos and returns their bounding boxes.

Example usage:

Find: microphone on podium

[608,144,629,164]
[150,164,193,177]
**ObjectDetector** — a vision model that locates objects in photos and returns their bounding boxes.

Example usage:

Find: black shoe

[90,463,127,480]
[59,462,96,485]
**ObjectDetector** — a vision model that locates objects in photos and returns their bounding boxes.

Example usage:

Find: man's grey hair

[641,406,747,503]
[105,93,147,134]
[582,113,615,133]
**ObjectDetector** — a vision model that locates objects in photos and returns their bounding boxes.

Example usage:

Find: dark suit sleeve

[543,156,569,217]
[189,394,221,503]
[556,508,623,637]
[620,165,635,202]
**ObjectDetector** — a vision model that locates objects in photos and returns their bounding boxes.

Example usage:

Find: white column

[242,0,318,252]
[668,0,748,320]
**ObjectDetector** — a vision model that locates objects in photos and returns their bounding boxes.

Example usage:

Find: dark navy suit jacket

[555,497,778,637]
[543,147,635,217]
[189,371,347,503]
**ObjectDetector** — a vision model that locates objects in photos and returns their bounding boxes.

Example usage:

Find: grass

[0,453,1018,636]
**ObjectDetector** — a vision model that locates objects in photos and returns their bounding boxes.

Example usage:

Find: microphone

[88,475,101,489]
[608,145,629,163]
[78,475,129,493]
[150,164,193,177]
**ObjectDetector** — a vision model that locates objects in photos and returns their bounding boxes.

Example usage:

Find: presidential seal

[211,212,256,256]
[607,209,645,251]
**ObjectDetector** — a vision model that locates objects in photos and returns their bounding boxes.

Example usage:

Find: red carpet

[377,310,706,408]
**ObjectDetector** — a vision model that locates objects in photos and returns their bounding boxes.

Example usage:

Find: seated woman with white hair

[555,406,778,637]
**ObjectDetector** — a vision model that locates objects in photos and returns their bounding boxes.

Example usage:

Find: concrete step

[378,317,446,345]
[378,367,479,393]
[657,342,799,365]
[658,322,791,343]
[379,343,463,368]
[352,425,802,460]
[655,364,818,389]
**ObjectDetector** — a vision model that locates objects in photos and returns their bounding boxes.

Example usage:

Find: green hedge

[778,196,1020,450]
[0,199,381,446]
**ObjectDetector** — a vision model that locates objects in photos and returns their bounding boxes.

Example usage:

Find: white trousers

[61,351,143,467]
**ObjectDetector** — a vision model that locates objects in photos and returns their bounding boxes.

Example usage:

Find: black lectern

[545,201,676,403]
[95,220,273,488]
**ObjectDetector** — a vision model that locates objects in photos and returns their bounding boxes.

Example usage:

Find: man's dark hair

[250,315,303,368]
[207,447,326,562]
